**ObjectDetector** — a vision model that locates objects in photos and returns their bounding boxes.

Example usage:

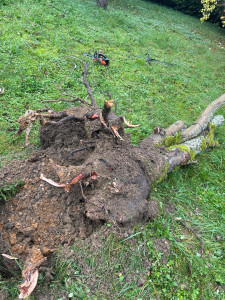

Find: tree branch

[40,96,91,106]
[181,93,225,142]
[63,56,97,107]
[83,63,97,107]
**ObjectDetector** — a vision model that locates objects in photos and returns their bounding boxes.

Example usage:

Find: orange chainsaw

[83,51,109,66]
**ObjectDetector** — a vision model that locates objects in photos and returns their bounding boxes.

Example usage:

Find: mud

[0,105,160,268]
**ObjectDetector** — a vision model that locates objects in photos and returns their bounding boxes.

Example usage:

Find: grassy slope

[0,0,224,298]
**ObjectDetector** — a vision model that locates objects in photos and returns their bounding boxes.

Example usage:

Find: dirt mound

[0,106,159,265]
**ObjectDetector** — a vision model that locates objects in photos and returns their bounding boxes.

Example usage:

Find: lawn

[0,0,224,298]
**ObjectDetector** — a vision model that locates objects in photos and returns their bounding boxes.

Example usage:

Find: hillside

[0,0,224,299]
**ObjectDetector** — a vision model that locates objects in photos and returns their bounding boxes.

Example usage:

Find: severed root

[100,99,114,127]
[19,270,39,299]
[14,108,85,147]
[40,173,67,188]
[111,125,124,141]
[99,99,140,140]
[18,247,47,299]
[122,116,140,128]
[14,108,55,147]
[40,171,98,192]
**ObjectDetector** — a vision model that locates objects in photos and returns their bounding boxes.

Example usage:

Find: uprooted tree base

[0,105,160,260]
[0,93,224,297]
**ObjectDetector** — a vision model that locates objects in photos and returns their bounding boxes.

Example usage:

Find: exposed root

[13,109,86,146]
[111,125,124,141]
[18,247,47,299]
[65,145,95,160]
[40,171,98,193]
[40,173,67,188]
[101,99,114,126]
[14,108,55,147]
[123,116,140,128]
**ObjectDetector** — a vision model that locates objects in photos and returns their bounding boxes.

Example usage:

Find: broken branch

[40,96,91,106]
[83,63,97,106]
[67,56,97,107]
[181,93,225,142]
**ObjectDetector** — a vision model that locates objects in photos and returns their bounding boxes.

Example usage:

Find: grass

[0,179,24,203]
[0,0,224,298]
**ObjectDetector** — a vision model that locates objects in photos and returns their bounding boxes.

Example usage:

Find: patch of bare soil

[0,106,159,272]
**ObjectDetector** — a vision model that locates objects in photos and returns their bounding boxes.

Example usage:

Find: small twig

[177,219,204,256]
[104,91,112,99]
[66,55,86,65]
[65,55,97,107]
[80,140,96,144]
[63,93,92,106]
[83,63,97,106]
[40,97,91,106]
[65,145,95,160]
[79,181,88,201]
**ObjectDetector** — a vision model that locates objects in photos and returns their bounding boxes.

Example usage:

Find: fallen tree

[0,63,224,298]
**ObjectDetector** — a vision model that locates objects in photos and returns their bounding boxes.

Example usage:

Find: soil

[0,105,161,276]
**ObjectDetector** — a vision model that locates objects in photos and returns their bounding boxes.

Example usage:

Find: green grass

[0,0,224,298]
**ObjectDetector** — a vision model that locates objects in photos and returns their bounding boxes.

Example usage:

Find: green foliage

[201,0,225,26]
[0,180,24,203]
[146,0,225,26]
[147,0,203,16]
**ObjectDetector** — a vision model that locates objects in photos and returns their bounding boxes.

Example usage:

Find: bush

[146,0,225,26]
